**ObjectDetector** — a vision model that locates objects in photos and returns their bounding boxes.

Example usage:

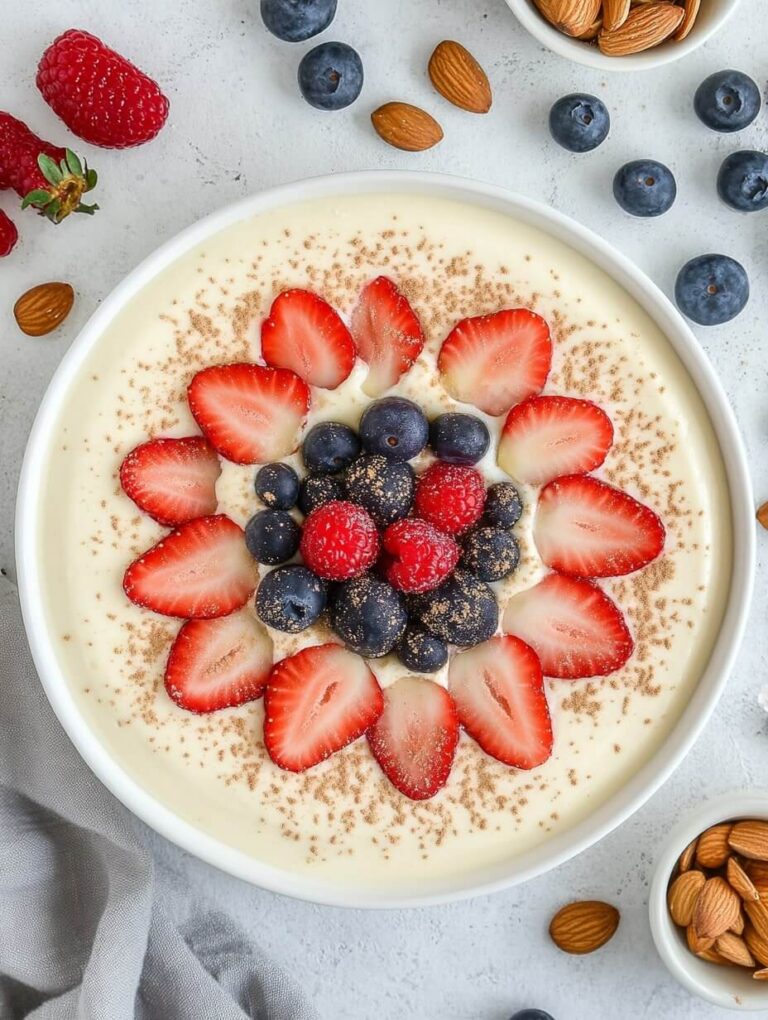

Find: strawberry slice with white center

[350,276,425,397]
[448,635,553,770]
[367,676,459,801]
[188,362,309,465]
[119,436,221,526]
[502,572,633,679]
[498,395,613,487]
[264,643,383,772]
[164,610,273,713]
[261,289,356,390]
[437,308,552,417]
[534,474,665,578]
[123,514,259,619]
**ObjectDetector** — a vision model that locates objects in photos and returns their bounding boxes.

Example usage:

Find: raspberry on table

[414,462,486,535]
[0,210,18,256]
[299,500,379,581]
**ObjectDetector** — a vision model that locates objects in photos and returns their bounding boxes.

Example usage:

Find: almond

[602,0,631,31]
[696,824,733,869]
[668,870,705,926]
[533,0,602,37]
[13,281,74,337]
[756,502,768,530]
[674,0,700,40]
[744,922,768,966]
[695,945,733,965]
[687,923,714,955]
[728,857,761,903]
[746,860,768,898]
[754,967,768,980]
[745,900,768,943]
[729,820,768,861]
[731,909,746,936]
[428,41,492,114]
[549,900,619,954]
[716,932,756,968]
[371,103,443,152]
[575,16,602,39]
[677,837,698,873]
[598,2,684,56]
[694,877,742,939]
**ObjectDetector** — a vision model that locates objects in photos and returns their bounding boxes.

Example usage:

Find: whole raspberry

[300,500,379,581]
[414,462,486,535]
[382,519,459,594]
[0,211,18,256]
[37,30,169,149]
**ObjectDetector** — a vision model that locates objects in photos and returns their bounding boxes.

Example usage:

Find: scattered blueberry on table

[694,69,761,133]
[613,159,677,217]
[717,150,768,213]
[675,254,750,326]
[509,1011,555,1020]
[298,40,363,110]
[260,0,337,42]
[549,93,610,153]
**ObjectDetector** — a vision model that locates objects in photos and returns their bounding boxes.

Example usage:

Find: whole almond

[533,0,602,37]
[668,870,705,926]
[696,824,733,869]
[754,967,768,980]
[728,857,761,903]
[687,923,714,955]
[428,41,492,114]
[371,103,443,152]
[696,945,734,965]
[745,900,768,943]
[731,909,746,936]
[677,837,698,873]
[756,503,768,530]
[602,0,631,31]
[744,922,768,966]
[694,877,742,939]
[575,16,602,39]
[549,900,619,954]
[716,932,756,968]
[598,2,684,56]
[674,0,700,40]
[729,821,768,861]
[746,860,768,898]
[14,282,74,337]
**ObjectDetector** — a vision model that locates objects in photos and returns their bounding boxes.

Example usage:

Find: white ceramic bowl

[505,0,741,72]
[15,171,754,907]
[650,792,768,1010]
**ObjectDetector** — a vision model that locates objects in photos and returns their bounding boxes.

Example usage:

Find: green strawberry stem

[21,149,99,224]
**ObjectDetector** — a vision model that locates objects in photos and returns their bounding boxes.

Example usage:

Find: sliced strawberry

[123,514,258,619]
[367,676,459,801]
[534,475,665,578]
[448,635,552,769]
[350,276,424,397]
[164,610,273,713]
[261,289,356,390]
[437,308,552,417]
[119,436,221,526]
[502,572,633,680]
[498,396,613,486]
[264,643,383,772]
[188,363,309,465]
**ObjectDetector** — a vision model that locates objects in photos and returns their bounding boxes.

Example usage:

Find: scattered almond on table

[548,900,620,954]
[531,0,702,55]
[13,282,74,337]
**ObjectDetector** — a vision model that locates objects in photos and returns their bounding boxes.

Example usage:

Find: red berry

[0,210,18,256]
[382,518,459,594]
[119,436,221,526]
[300,500,379,581]
[350,276,424,397]
[414,462,486,535]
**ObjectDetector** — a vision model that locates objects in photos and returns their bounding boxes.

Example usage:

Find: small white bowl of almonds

[649,793,768,1010]
[506,0,741,71]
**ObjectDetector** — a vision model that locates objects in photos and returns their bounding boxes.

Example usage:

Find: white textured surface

[2,2,767,1017]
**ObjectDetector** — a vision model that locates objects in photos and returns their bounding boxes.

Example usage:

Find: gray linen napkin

[0,573,319,1020]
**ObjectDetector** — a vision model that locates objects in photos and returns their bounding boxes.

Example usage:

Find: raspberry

[300,500,379,581]
[414,462,486,535]
[382,519,459,594]
[0,211,18,257]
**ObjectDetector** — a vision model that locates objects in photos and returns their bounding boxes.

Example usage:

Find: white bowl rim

[15,169,755,909]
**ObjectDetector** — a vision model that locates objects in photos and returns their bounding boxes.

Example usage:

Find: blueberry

[254,462,299,510]
[509,1011,555,1020]
[675,254,749,326]
[461,527,520,582]
[261,0,337,42]
[329,574,407,657]
[298,473,345,515]
[694,70,761,133]
[613,160,676,217]
[549,93,610,153]
[298,41,363,111]
[343,454,415,526]
[359,397,429,462]
[244,510,301,565]
[303,421,361,474]
[410,569,498,647]
[255,565,327,632]
[717,150,768,213]
[484,482,523,529]
[397,626,448,673]
[429,413,491,466]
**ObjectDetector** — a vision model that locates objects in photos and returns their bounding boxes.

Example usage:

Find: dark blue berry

[484,482,523,528]
[613,160,676,217]
[359,397,428,462]
[509,1011,555,1020]
[717,150,768,213]
[549,93,610,153]
[329,575,407,657]
[694,70,761,133]
[675,254,749,326]
[255,565,327,632]
[397,626,448,673]
[298,473,344,515]
[461,527,520,581]
[302,421,360,474]
[255,462,299,510]
[343,454,415,526]
[429,413,490,465]
[261,0,336,41]
[298,41,363,111]
[244,510,300,565]
[410,569,498,647]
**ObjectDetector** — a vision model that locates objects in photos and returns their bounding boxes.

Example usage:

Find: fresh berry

[343,454,414,526]
[264,643,383,771]
[164,610,272,713]
[613,160,676,217]
[414,462,486,535]
[359,397,428,462]
[534,475,665,578]
[244,510,301,565]
[694,70,761,133]
[382,518,459,594]
[0,210,18,256]
[299,500,379,580]
[509,1011,555,1020]
[255,564,327,632]
[261,289,356,389]
[502,572,633,679]
[188,363,310,465]
[717,150,768,213]
[397,626,448,674]
[498,395,613,486]
[350,275,424,396]
[484,482,523,529]
[37,29,169,148]
[438,308,552,417]
[410,568,498,647]
[429,413,490,466]
[675,253,750,326]
[119,436,221,527]
[449,636,553,769]
[298,473,344,515]
[302,421,360,474]
[297,41,364,111]
[255,462,299,510]
[367,676,459,801]
[260,0,337,41]
[549,93,610,153]
[329,574,407,657]
[461,526,520,582]
[123,514,258,619]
